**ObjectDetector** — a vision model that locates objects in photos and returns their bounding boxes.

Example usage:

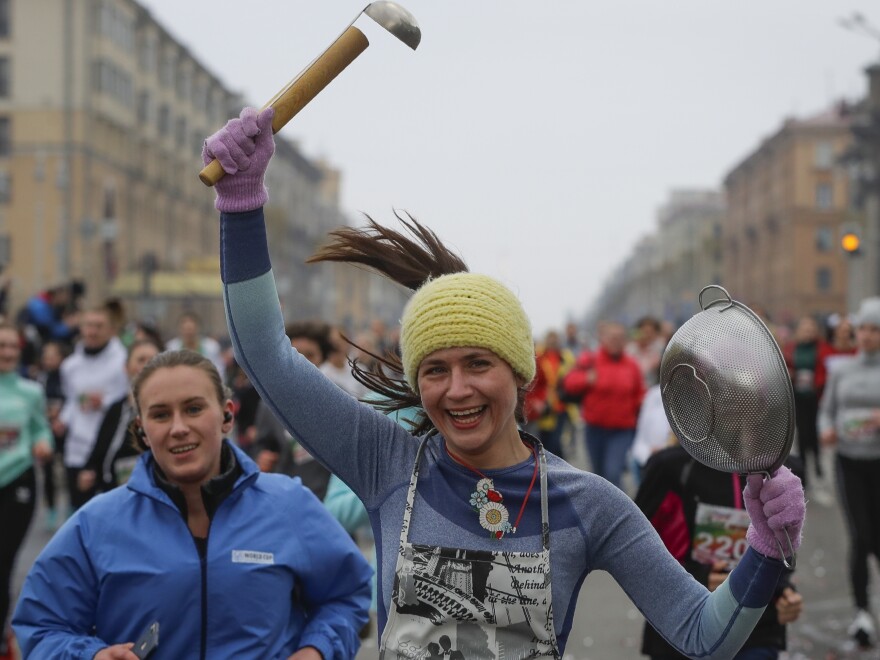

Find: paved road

[11,445,880,659]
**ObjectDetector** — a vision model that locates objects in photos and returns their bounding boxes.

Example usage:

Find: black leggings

[794,393,821,481]
[836,454,880,609]
[0,468,36,638]
[41,457,57,509]
[66,466,96,511]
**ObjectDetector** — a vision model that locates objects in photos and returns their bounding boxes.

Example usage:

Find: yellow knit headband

[400,273,536,391]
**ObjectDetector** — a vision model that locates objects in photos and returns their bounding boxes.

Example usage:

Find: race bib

[692,502,750,570]
[840,408,880,444]
[0,425,21,450]
[794,369,815,393]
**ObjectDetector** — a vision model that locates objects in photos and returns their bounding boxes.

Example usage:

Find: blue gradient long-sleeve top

[221,209,785,658]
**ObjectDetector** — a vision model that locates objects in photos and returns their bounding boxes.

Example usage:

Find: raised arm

[207,108,416,504]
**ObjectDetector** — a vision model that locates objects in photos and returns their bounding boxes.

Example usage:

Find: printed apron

[379,438,559,659]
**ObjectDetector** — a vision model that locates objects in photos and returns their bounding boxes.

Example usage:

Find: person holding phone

[13,349,372,659]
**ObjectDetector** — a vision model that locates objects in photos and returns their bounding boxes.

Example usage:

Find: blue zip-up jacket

[13,443,372,660]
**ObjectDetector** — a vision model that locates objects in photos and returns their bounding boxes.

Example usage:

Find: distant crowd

[1,273,879,656]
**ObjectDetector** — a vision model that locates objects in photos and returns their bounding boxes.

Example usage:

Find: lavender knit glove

[202,106,275,213]
[743,465,805,561]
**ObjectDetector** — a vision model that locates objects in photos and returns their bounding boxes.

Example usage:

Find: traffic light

[841,226,862,256]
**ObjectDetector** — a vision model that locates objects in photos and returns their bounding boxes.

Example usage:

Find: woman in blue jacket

[13,349,372,660]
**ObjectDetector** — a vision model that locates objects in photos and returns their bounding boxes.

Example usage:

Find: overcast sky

[140,0,878,335]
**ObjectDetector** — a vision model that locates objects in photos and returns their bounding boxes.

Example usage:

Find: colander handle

[760,470,797,571]
[699,285,734,312]
[777,530,796,570]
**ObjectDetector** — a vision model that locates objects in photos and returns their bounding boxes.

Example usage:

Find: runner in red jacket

[563,321,645,489]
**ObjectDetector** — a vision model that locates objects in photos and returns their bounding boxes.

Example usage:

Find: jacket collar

[128,441,259,520]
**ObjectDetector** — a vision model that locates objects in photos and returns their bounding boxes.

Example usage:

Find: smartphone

[132,621,159,659]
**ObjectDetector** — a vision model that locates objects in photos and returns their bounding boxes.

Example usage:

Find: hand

[707,560,728,592]
[78,469,97,492]
[203,106,275,213]
[775,587,803,624]
[820,428,837,446]
[32,441,53,464]
[93,643,139,660]
[63,310,81,328]
[288,646,324,660]
[743,466,805,561]
[51,418,67,437]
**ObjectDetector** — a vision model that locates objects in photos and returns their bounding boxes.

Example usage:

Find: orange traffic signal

[842,231,861,254]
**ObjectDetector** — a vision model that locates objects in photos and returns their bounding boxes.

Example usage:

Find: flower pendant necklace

[446,440,539,540]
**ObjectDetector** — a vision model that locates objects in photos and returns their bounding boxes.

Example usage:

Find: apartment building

[723,102,854,323]
[588,189,724,327]
[0,0,407,337]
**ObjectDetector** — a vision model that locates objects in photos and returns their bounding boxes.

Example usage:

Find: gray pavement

[11,444,880,659]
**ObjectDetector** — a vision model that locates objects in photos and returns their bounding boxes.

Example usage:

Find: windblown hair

[307,211,468,291]
[307,212,527,436]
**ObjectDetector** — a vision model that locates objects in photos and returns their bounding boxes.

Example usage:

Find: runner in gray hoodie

[819,296,880,649]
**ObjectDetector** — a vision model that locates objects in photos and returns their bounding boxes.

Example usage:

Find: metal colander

[660,285,796,475]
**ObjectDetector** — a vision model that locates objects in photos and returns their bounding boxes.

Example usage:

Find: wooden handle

[199,25,370,187]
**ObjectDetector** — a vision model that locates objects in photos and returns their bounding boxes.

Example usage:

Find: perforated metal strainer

[660,285,795,475]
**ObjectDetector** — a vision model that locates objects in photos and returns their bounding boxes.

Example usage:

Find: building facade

[723,103,854,324]
[0,0,407,338]
[588,189,724,327]
[842,62,880,309]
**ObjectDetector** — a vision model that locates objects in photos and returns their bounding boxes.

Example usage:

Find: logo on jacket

[232,550,275,565]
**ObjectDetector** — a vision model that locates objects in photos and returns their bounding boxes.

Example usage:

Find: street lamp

[839,12,880,304]
[838,12,880,48]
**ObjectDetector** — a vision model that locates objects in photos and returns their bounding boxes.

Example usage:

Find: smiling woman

[206,106,807,659]
[12,349,372,660]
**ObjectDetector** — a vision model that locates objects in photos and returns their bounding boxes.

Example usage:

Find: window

[0,117,10,156]
[193,79,208,114]
[177,67,191,102]
[102,185,116,220]
[161,50,176,89]
[139,33,158,73]
[192,130,205,159]
[815,226,833,252]
[137,91,152,124]
[0,171,11,203]
[0,56,9,98]
[0,0,9,39]
[157,104,169,134]
[93,59,133,107]
[816,267,832,292]
[98,1,133,52]
[816,183,833,209]
[175,116,187,146]
[815,141,834,169]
